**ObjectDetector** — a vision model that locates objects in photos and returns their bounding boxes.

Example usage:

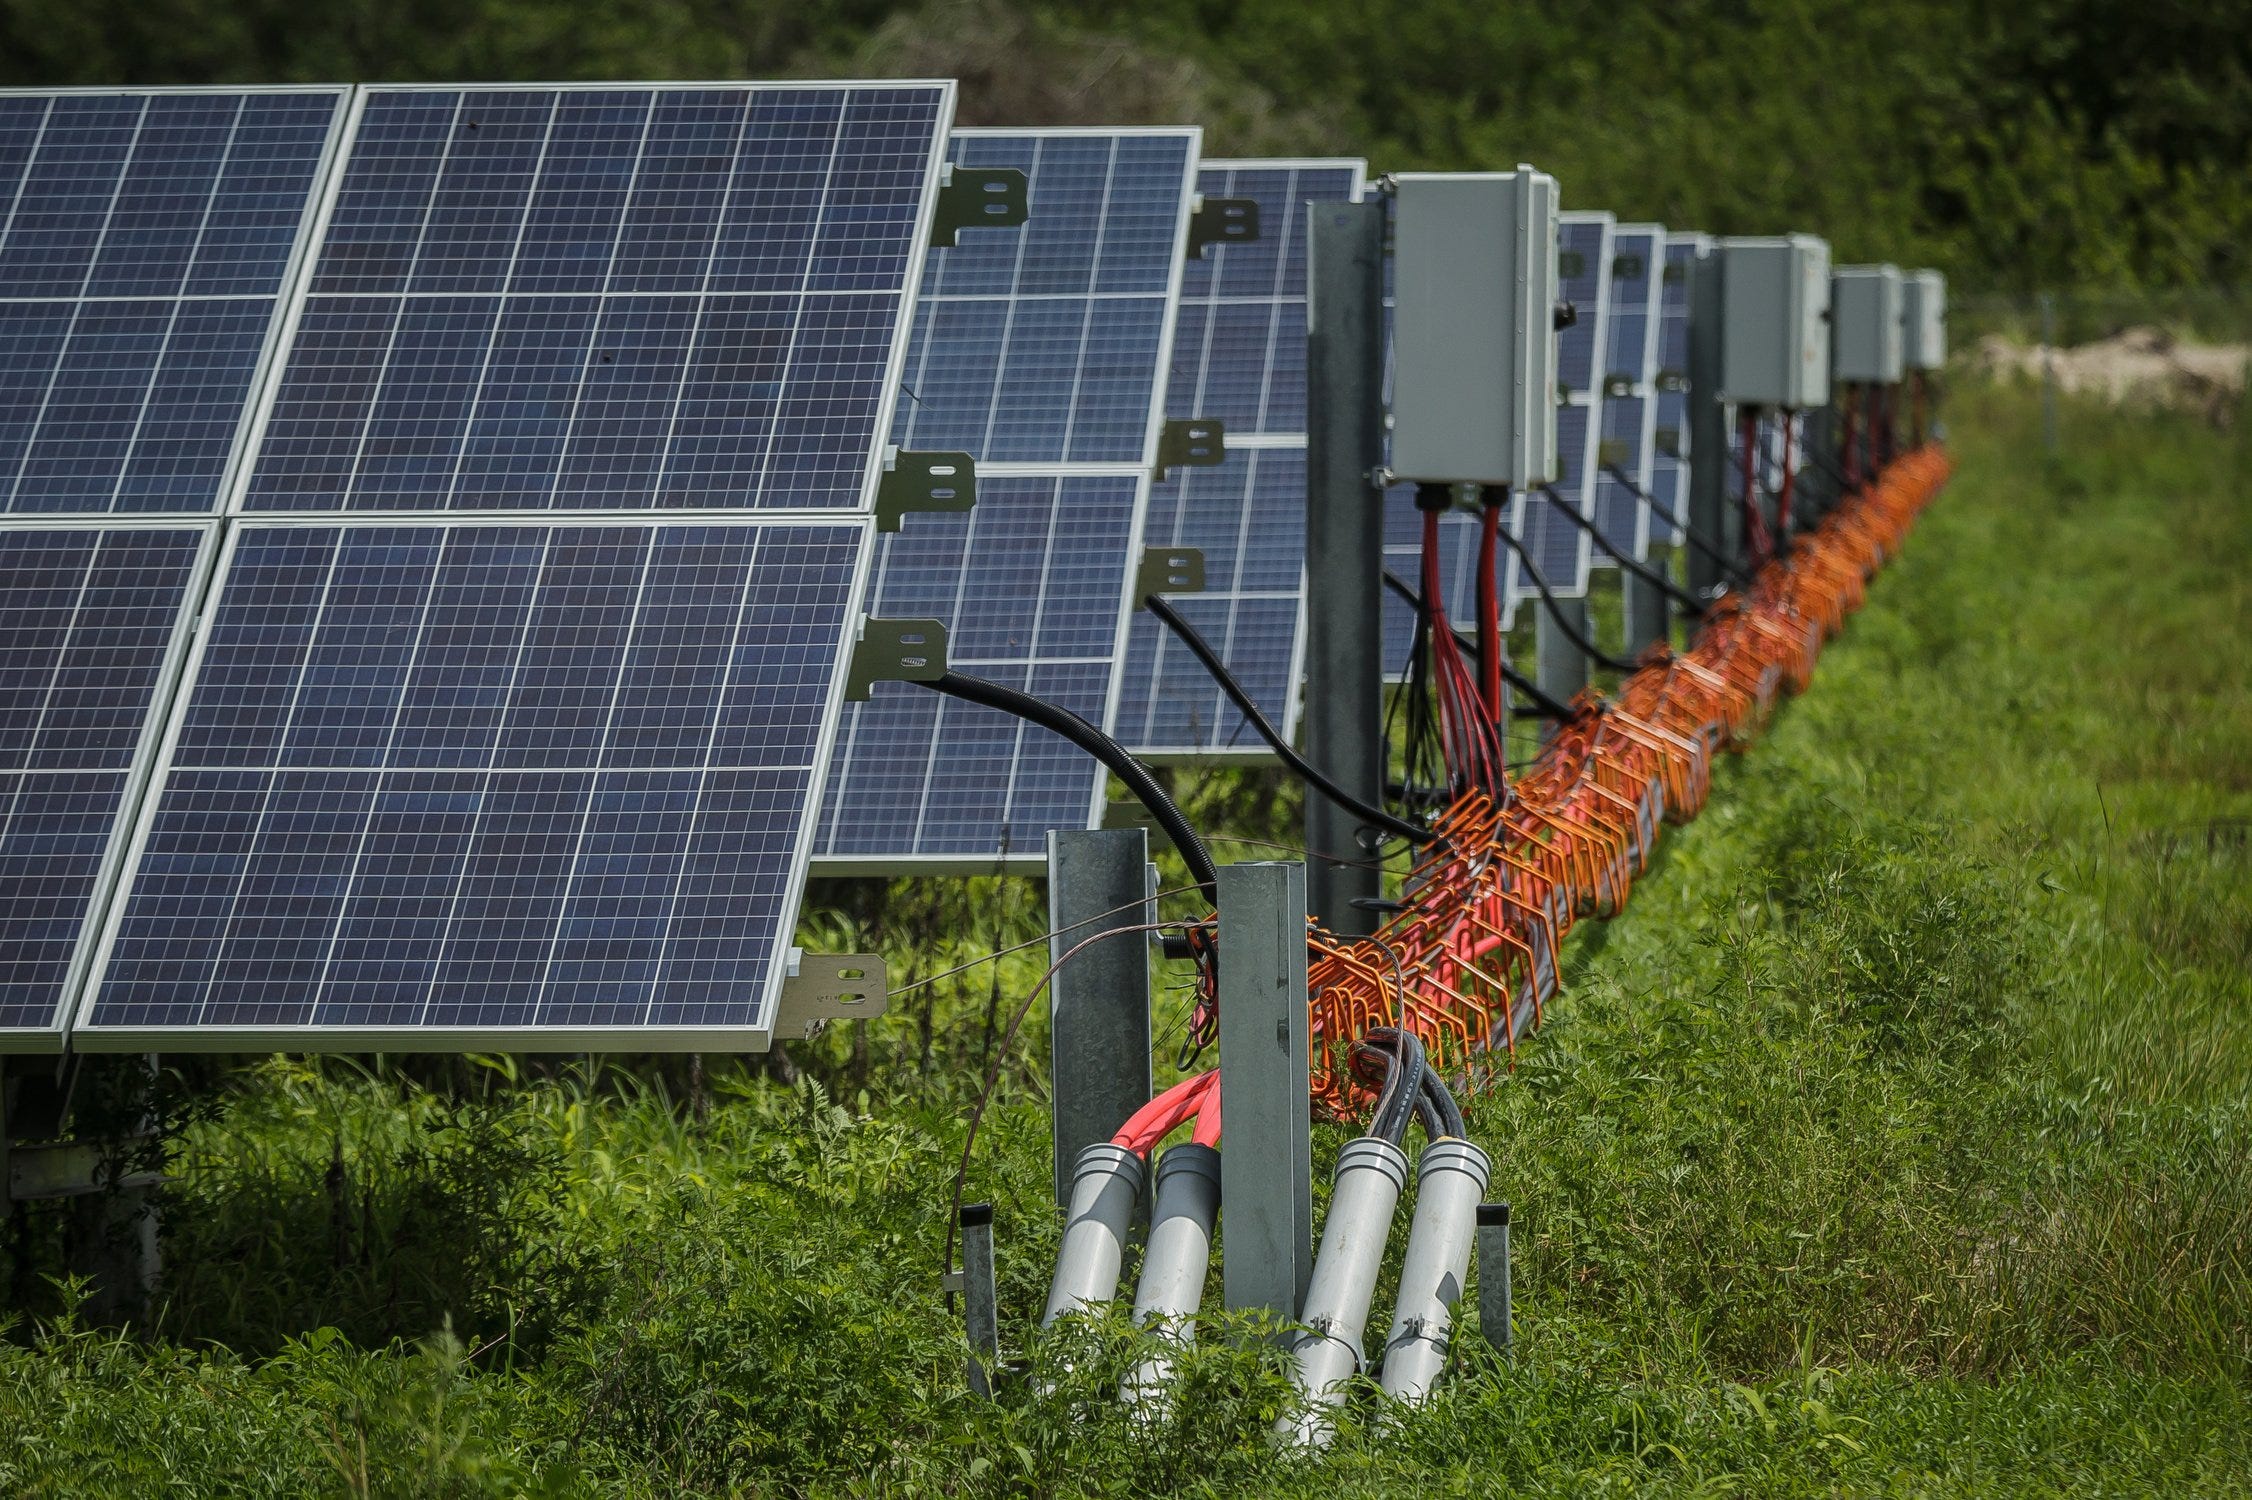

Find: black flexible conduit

[920,670,1219,899]
[1380,570,1577,721]
[1599,461,1754,588]
[1484,509,1641,674]
[1142,595,1436,848]
[1537,483,1708,616]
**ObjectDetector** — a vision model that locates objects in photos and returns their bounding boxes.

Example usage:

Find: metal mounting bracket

[773,949,888,1040]
[844,617,948,700]
[930,165,1030,248]
[1597,437,1629,468]
[1187,195,1260,259]
[1602,374,1635,397]
[1655,425,1682,457]
[1154,419,1225,480]
[876,449,976,533]
[1136,545,1206,599]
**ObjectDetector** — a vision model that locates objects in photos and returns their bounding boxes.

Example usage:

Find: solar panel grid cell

[0,524,206,1038]
[817,127,1195,868]
[83,519,866,1045]
[244,83,949,515]
[1593,226,1663,563]
[0,89,344,516]
[1121,158,1363,759]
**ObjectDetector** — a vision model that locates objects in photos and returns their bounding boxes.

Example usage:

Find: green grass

[2,381,2248,1495]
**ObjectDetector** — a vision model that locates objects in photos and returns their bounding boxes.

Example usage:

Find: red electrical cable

[1477,499,1503,720]
[1111,1070,1216,1154]
[1738,408,1772,567]
[1776,416,1796,537]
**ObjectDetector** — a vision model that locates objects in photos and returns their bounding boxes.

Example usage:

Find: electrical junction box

[1901,269,1947,369]
[1719,234,1831,409]
[1390,166,1561,487]
[1831,264,1904,383]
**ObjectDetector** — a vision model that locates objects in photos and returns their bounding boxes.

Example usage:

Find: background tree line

[0,0,2245,288]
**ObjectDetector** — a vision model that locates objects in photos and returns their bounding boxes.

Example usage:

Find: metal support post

[1217,861,1313,1323]
[1536,594,1590,729]
[1800,399,1838,526]
[1477,1201,1512,1356]
[1303,199,1388,936]
[1622,554,1673,655]
[1685,245,1732,592]
[1046,827,1154,1207]
[960,1203,1000,1395]
[2040,291,2059,455]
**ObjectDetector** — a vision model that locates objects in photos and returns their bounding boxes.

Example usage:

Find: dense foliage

[0,0,2247,291]
[1,380,2247,1492]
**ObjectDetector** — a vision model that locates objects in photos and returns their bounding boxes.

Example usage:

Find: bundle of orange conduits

[1302,444,1951,1114]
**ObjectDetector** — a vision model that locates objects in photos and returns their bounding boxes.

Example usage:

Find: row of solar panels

[0,81,1714,1053]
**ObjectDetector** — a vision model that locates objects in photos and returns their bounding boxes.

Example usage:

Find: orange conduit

[1300,445,1952,1114]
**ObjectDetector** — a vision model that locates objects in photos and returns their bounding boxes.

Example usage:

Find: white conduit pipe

[1043,1142,1145,1325]
[1375,1137,1492,1404]
[1120,1142,1221,1411]
[1277,1136,1410,1449]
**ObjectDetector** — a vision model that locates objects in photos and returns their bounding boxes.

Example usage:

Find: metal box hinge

[1154,418,1225,480]
[1187,195,1260,259]
[876,449,976,532]
[1135,545,1206,599]
[774,949,888,1040]
[844,616,948,700]
[930,165,1030,248]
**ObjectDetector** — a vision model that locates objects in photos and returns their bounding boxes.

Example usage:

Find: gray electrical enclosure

[1719,234,1831,409]
[1902,269,1947,369]
[1832,264,1903,383]
[1390,167,1561,486]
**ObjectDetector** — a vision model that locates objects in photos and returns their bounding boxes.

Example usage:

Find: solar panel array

[1592,225,1663,562]
[1515,213,1611,601]
[817,128,1196,869]
[1117,158,1364,760]
[1648,231,1708,548]
[38,81,959,1051]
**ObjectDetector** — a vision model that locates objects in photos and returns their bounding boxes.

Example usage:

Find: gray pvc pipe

[1043,1141,1146,1326]
[1277,1135,1410,1449]
[1121,1143,1221,1410]
[1377,1137,1493,1404]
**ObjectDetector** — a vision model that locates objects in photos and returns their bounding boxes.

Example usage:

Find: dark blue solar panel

[1517,402,1593,597]
[82,520,863,1042]
[1117,159,1361,757]
[1593,392,1651,560]
[1120,446,1307,754]
[241,85,949,513]
[1593,227,1662,563]
[1649,386,1688,546]
[817,474,1139,864]
[0,525,204,1033]
[1381,484,1502,682]
[1556,215,1612,397]
[0,89,344,514]
[888,130,1195,465]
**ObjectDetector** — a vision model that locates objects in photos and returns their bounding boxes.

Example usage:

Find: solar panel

[1648,231,1707,547]
[68,81,957,1049]
[78,519,867,1049]
[0,524,208,1046]
[1593,225,1663,561]
[239,84,952,514]
[0,87,347,516]
[817,128,1196,870]
[1118,158,1364,759]
[1515,212,1611,601]
[1380,481,1496,681]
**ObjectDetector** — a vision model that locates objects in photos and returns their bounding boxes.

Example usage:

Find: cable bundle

[1303,444,1952,1112]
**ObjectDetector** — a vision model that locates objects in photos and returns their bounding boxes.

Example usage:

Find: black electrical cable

[1351,1027,1428,1147]
[1599,461,1753,588]
[920,671,1218,899]
[1536,483,1707,617]
[1418,1067,1466,1141]
[1142,594,1435,849]
[1380,569,1577,720]
[1483,507,1640,673]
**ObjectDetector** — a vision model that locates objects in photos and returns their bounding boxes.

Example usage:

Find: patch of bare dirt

[1970,326,2248,424]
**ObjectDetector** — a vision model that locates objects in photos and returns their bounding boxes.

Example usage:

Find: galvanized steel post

[1686,245,1733,591]
[1046,827,1153,1207]
[1303,199,1388,937]
[1217,860,1314,1324]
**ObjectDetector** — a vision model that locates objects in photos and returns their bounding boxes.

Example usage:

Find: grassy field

[1,380,2247,1495]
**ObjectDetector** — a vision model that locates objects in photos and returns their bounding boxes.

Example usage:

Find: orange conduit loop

[1300,445,1952,1115]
